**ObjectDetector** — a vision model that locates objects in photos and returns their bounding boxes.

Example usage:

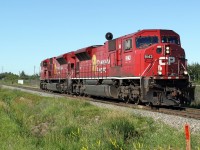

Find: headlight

[158,71,162,75]
[165,46,170,54]
[183,70,188,75]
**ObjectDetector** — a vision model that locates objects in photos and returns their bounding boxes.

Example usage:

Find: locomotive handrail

[181,62,191,82]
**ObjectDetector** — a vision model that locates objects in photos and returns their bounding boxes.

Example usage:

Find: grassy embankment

[0,87,200,149]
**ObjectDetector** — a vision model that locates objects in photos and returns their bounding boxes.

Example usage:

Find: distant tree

[188,62,200,82]
[0,72,19,83]
[19,71,28,80]
[30,73,40,80]
[0,73,6,79]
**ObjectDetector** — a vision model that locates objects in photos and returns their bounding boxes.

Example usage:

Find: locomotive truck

[40,29,195,106]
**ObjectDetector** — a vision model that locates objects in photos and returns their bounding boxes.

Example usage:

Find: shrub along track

[1,84,200,120]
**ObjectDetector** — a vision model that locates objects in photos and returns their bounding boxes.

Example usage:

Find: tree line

[0,71,39,82]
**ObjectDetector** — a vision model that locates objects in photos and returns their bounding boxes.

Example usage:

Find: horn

[105,32,113,40]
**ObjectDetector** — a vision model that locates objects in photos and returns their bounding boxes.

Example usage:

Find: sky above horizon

[0,0,200,75]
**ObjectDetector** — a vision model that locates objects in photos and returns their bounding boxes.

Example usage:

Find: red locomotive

[40,29,195,106]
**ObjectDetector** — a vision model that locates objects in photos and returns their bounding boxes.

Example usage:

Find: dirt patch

[31,122,49,137]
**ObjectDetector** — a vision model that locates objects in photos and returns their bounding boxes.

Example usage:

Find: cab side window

[124,39,132,50]
[136,36,158,49]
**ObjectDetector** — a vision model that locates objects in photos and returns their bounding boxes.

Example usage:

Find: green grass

[0,88,200,149]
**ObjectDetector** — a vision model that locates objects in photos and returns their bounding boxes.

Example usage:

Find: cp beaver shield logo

[92,54,97,72]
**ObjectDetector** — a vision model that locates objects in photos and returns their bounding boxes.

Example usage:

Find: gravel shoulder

[1,85,200,134]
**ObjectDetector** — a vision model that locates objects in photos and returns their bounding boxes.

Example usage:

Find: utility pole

[34,66,36,76]
[1,66,3,73]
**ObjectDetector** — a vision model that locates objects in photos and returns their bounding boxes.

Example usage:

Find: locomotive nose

[156,44,186,76]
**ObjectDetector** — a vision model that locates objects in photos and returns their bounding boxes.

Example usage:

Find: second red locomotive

[40,29,195,106]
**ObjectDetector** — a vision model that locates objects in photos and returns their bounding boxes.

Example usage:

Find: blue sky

[0,0,200,75]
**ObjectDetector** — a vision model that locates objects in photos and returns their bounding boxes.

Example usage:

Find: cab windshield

[161,36,180,45]
[136,36,158,49]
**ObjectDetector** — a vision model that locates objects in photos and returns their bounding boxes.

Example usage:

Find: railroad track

[1,84,200,120]
[154,107,200,120]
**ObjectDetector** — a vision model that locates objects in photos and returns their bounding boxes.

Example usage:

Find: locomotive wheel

[124,97,130,103]
[135,99,141,105]
[145,102,153,106]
